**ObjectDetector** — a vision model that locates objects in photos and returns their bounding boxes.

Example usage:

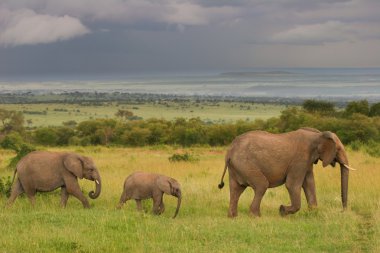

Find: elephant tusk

[343,164,356,171]
[95,180,100,184]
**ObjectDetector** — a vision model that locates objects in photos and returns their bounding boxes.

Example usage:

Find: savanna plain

[0,102,379,253]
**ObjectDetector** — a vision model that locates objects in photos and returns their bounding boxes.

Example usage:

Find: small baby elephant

[117,172,182,218]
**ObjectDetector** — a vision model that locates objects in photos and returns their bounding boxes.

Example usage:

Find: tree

[369,102,380,117]
[302,100,335,114]
[0,109,24,134]
[34,127,59,146]
[122,127,151,146]
[115,109,134,120]
[344,100,369,116]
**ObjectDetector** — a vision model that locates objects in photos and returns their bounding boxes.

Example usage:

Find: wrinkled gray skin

[117,172,182,218]
[219,128,351,217]
[7,151,102,208]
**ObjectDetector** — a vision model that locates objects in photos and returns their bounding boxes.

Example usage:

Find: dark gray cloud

[0,0,379,76]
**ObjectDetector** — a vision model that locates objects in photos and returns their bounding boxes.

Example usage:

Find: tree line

[1,99,380,156]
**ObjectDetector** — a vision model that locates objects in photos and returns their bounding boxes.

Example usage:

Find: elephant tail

[9,167,17,190]
[11,168,17,185]
[218,158,229,189]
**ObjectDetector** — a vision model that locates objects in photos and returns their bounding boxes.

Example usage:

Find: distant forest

[0,92,353,107]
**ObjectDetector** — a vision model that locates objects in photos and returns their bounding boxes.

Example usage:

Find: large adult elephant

[7,151,101,208]
[218,128,355,217]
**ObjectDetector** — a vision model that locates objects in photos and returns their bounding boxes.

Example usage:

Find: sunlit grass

[0,102,286,127]
[0,146,378,252]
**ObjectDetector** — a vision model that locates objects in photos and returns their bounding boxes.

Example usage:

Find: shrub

[34,127,59,146]
[8,143,36,169]
[303,99,335,114]
[122,127,151,146]
[207,124,236,146]
[168,153,199,162]
[369,103,380,117]
[344,100,369,116]
[0,176,12,197]
[365,140,380,158]
[0,131,24,150]
[349,140,363,151]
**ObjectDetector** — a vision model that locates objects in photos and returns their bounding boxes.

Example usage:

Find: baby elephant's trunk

[173,196,182,219]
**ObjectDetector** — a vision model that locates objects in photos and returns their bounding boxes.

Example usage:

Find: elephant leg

[247,170,269,217]
[117,190,130,209]
[60,186,69,208]
[152,192,163,215]
[22,184,36,207]
[135,199,143,211]
[6,179,24,207]
[228,177,246,218]
[280,178,302,216]
[27,195,36,206]
[159,196,165,214]
[65,179,90,208]
[302,170,317,209]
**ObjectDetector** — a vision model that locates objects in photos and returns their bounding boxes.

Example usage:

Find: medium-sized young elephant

[7,151,102,208]
[117,172,182,218]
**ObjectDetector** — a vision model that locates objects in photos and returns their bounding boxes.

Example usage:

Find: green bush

[168,153,199,162]
[344,100,369,116]
[0,131,24,150]
[369,103,380,117]
[121,127,151,146]
[349,140,363,151]
[8,143,36,169]
[303,99,335,114]
[365,140,380,158]
[0,176,12,197]
[34,127,59,146]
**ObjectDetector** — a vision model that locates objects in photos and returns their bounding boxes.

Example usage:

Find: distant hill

[220,71,296,77]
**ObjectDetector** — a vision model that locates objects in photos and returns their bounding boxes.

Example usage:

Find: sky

[1,0,380,76]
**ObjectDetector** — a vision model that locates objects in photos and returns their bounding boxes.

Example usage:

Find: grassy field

[0,146,378,252]
[0,102,286,127]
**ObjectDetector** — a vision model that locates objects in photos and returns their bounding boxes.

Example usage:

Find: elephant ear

[63,154,84,179]
[318,131,337,167]
[157,177,172,195]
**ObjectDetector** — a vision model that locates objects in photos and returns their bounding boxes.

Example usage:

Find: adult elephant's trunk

[173,196,182,219]
[340,164,349,209]
[89,177,101,199]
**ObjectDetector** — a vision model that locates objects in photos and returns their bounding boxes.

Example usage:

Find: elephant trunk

[89,177,101,199]
[340,164,349,209]
[173,195,182,219]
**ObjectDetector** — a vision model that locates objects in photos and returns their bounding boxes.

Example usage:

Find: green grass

[0,102,286,127]
[0,147,378,252]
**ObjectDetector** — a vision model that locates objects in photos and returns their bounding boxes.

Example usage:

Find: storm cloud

[0,0,379,75]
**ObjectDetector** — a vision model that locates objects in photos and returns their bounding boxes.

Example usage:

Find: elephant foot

[308,204,318,210]
[228,211,238,218]
[249,211,261,218]
[279,205,300,216]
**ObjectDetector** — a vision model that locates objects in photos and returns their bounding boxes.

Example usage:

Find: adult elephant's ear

[63,154,84,179]
[318,131,337,167]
